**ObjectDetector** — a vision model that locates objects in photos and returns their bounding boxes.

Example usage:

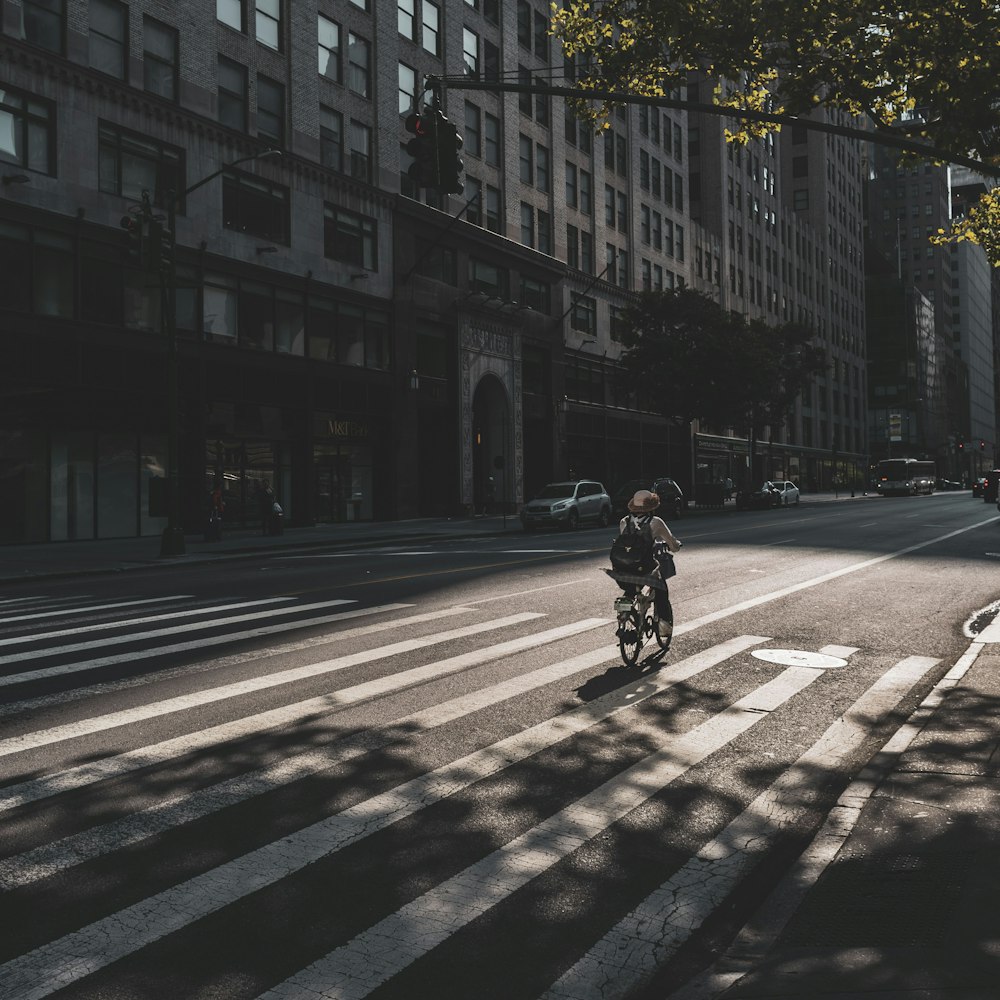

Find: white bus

[876,458,936,495]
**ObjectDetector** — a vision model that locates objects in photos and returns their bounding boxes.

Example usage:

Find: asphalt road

[1,493,998,1000]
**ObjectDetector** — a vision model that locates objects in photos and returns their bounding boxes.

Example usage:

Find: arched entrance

[472,374,510,514]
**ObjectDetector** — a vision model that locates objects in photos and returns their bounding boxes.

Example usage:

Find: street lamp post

[151,148,281,557]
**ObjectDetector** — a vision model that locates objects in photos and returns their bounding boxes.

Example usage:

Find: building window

[318,15,341,81]
[222,170,289,243]
[570,293,596,335]
[255,0,281,50]
[399,63,417,115]
[536,144,550,192]
[348,119,372,182]
[580,230,593,273]
[319,105,343,171]
[325,205,377,270]
[256,75,284,145]
[516,1,531,48]
[464,101,481,156]
[484,39,500,80]
[520,202,534,247]
[484,112,500,166]
[580,170,592,215]
[217,0,244,31]
[218,56,248,131]
[469,258,509,297]
[485,185,500,233]
[143,17,178,101]
[98,123,184,208]
[464,176,482,224]
[519,134,532,184]
[89,0,127,80]
[566,224,579,269]
[538,210,551,255]
[565,162,578,208]
[347,33,371,98]
[463,27,479,76]
[0,85,55,176]
[793,188,809,211]
[20,0,65,54]
[422,1,440,56]
[398,0,416,40]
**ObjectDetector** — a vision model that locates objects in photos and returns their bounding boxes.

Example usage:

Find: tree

[551,1,1000,262]
[618,289,827,479]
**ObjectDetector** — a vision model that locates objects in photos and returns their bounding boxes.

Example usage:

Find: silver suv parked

[520,480,612,531]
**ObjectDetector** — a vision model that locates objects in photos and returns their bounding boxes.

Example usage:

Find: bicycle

[607,573,673,666]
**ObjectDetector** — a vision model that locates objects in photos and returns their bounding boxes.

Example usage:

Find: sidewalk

[673,643,1000,1000]
[0,490,873,586]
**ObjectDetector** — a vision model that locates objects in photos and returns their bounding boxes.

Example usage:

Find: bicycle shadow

[574,647,670,702]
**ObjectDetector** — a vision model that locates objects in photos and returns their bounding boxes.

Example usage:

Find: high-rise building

[688,91,869,490]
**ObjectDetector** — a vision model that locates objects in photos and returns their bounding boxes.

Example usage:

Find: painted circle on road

[751,649,848,670]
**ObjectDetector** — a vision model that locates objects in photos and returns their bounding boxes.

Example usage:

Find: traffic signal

[980,439,986,450]
[435,115,464,194]
[404,112,439,189]
[120,214,144,265]
[958,441,965,452]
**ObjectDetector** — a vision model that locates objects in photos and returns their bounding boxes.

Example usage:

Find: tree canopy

[551,1,1000,262]
[618,289,828,446]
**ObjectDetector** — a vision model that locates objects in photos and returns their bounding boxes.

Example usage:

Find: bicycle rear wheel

[617,609,643,666]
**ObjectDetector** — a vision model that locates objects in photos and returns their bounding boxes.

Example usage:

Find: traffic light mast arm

[427,76,1000,177]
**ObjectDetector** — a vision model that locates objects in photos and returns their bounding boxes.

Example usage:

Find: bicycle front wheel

[653,599,674,651]
[617,610,643,666]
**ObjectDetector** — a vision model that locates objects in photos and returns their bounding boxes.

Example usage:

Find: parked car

[936,478,962,491]
[972,477,987,498]
[736,480,800,509]
[611,477,687,519]
[520,480,612,531]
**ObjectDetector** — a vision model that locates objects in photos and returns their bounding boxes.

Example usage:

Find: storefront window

[307,294,335,361]
[0,222,31,312]
[276,291,305,355]
[239,280,274,350]
[97,433,137,537]
[203,272,238,341]
[50,430,94,541]
[34,231,73,317]
[139,435,168,536]
[339,304,365,366]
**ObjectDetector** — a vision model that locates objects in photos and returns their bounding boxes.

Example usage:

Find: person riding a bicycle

[617,489,682,639]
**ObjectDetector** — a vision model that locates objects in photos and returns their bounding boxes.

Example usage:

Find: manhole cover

[751,649,848,669]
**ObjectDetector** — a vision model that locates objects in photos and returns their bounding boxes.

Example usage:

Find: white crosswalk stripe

[0,596,947,1000]
[0,596,296,648]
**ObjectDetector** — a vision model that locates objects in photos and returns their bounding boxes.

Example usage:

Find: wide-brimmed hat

[627,489,660,513]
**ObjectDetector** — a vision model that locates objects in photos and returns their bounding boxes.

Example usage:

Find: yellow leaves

[931,191,1000,267]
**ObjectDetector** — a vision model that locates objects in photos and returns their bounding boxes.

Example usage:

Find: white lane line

[0,619,633,889]
[0,613,545,759]
[0,598,297,648]
[0,598,360,668]
[0,597,55,606]
[260,664,818,1000]
[461,577,591,606]
[677,515,1000,634]
[0,596,193,624]
[858,522,877,527]
[0,601,405,689]
[672,644,979,1000]
[0,635,763,996]
[541,653,940,1000]
[762,538,796,546]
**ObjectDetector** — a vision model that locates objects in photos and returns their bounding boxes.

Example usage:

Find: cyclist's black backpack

[610,514,655,574]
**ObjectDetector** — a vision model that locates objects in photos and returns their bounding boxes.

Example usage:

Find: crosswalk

[0,591,941,1000]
